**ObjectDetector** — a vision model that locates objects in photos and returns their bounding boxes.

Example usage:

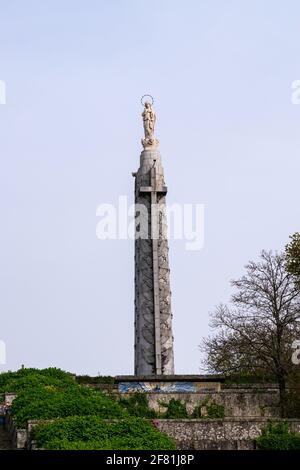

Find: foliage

[192,397,225,419]
[285,233,300,278]
[1,368,176,449]
[0,368,75,401]
[33,416,176,450]
[160,399,188,419]
[256,421,300,450]
[201,251,300,416]
[119,392,157,418]
[76,375,115,385]
[12,385,127,428]
[0,367,126,428]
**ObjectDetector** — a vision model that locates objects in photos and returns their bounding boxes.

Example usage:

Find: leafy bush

[0,368,75,401]
[256,421,300,450]
[160,399,188,419]
[33,416,176,450]
[119,393,157,418]
[76,375,115,385]
[12,386,127,428]
[0,367,126,427]
[192,397,225,419]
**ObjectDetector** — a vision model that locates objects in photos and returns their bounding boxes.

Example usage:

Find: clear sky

[0,0,300,375]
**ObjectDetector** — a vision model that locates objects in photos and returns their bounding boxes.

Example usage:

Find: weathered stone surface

[4,393,17,406]
[157,418,300,450]
[21,416,300,451]
[134,143,174,375]
[117,386,281,417]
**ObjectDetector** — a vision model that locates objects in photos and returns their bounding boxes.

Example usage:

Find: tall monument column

[133,97,174,375]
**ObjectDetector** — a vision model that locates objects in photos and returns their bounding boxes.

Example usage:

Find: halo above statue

[141,94,154,106]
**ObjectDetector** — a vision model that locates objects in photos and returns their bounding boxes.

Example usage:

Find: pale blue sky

[0,0,300,375]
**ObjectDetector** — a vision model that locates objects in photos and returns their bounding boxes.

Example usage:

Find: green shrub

[76,375,115,385]
[33,416,176,450]
[0,368,75,400]
[0,367,126,428]
[256,421,300,450]
[119,393,157,418]
[192,397,225,419]
[160,399,188,419]
[12,385,127,427]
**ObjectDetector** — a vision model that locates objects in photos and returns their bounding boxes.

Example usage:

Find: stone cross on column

[133,100,174,376]
[139,163,168,375]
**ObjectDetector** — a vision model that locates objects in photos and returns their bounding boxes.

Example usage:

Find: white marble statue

[142,101,159,148]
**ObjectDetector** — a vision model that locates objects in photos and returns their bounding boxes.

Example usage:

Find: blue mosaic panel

[118,381,197,393]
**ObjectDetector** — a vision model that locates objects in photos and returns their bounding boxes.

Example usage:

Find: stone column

[133,109,174,375]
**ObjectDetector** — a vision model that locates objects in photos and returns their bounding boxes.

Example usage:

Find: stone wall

[118,386,281,418]
[23,417,300,451]
[157,418,300,450]
[2,382,293,450]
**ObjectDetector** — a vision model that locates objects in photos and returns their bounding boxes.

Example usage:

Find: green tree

[286,233,300,278]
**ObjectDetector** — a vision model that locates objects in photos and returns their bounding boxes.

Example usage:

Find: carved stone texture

[134,147,174,375]
[141,101,159,149]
